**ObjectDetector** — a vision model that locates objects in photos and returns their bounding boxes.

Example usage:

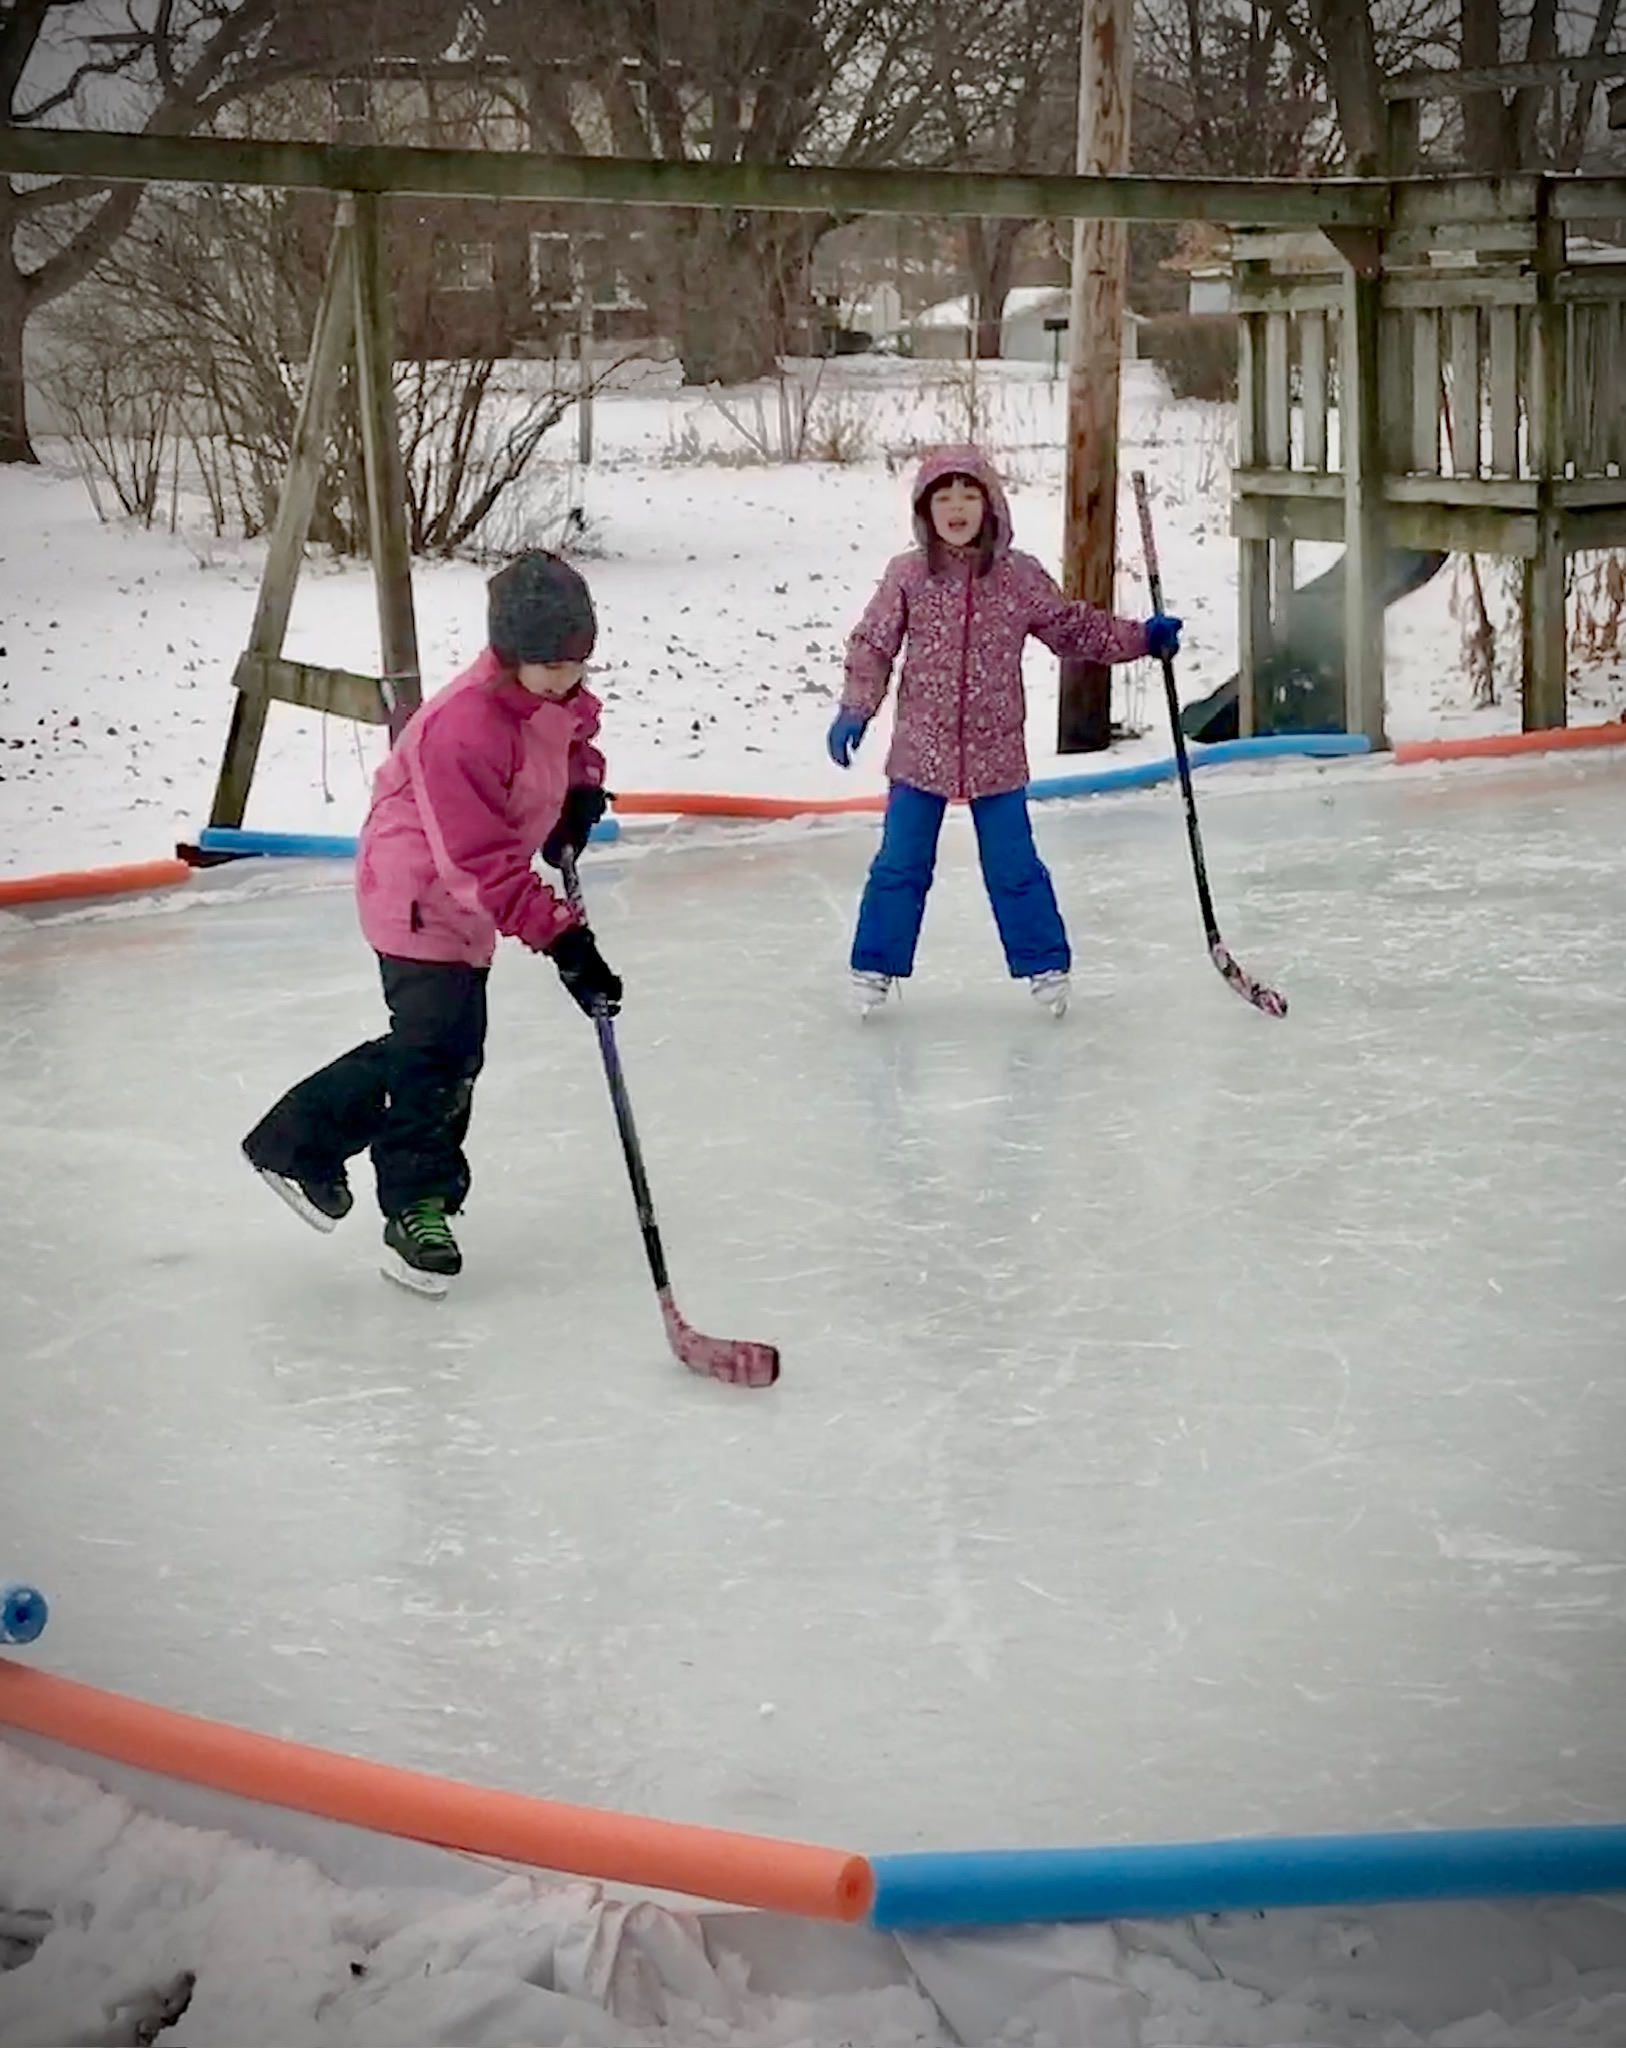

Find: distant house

[895,286,1143,366]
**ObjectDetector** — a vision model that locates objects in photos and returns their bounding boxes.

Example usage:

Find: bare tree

[1245,0,1625,176]
[0,0,465,465]
[1136,0,1332,176]
[475,0,943,384]
[926,0,1079,356]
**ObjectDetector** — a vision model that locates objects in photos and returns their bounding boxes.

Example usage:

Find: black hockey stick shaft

[558,849,669,1296]
[557,849,780,1387]
[1131,470,1287,1018]
[1133,471,1222,941]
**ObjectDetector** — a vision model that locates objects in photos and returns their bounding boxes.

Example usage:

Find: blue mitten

[1145,613,1183,660]
[827,707,869,767]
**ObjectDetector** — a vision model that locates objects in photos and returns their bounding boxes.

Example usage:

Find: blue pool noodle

[1027,731,1371,805]
[198,819,621,859]
[869,1824,1626,1931]
[197,735,1367,861]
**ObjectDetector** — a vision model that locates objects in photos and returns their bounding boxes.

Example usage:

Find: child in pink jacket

[827,446,1180,1015]
[243,552,622,1294]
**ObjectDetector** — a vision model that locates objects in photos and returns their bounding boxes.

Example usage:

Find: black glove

[541,785,610,869]
[547,922,622,1017]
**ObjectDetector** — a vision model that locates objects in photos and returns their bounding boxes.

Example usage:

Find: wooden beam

[1235,280,1269,737]
[1341,247,1388,747]
[350,192,421,741]
[1391,179,1541,227]
[1232,279,1341,315]
[232,653,393,726]
[1555,263,1626,301]
[1231,494,1540,556]
[0,122,1391,226]
[1232,468,1549,511]
[1383,273,1537,309]
[1383,55,1626,100]
[1522,204,1568,731]
[1551,179,1626,220]
[208,208,358,830]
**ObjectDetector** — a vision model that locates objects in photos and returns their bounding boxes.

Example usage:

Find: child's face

[929,477,986,546]
[516,660,586,699]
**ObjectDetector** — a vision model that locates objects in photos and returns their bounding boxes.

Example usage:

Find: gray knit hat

[487,551,597,666]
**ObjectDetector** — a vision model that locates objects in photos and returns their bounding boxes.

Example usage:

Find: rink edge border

[0,1657,874,1921]
[4,720,1623,911]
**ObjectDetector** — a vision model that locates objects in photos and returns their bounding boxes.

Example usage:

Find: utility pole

[1058,0,1132,753]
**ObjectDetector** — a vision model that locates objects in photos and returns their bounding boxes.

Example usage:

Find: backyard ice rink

[5,746,1626,1863]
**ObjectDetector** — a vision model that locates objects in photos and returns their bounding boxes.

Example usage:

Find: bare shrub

[1572,550,1626,667]
[804,387,876,464]
[39,185,619,557]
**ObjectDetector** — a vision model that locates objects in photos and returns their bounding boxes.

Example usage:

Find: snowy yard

[5,358,1622,883]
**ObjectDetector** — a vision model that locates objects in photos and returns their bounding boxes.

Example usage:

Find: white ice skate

[1029,970,1070,1018]
[851,969,893,1017]
[244,1145,352,1233]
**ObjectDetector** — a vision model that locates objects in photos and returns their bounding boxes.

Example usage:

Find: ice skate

[381,1197,462,1297]
[851,969,893,1017]
[243,1144,353,1233]
[1029,970,1070,1018]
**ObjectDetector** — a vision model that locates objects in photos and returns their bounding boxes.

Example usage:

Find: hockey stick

[558,849,780,1388]
[1131,471,1288,1019]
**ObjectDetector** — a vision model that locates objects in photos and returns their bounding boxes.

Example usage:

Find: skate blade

[380,1250,451,1298]
[250,1163,338,1234]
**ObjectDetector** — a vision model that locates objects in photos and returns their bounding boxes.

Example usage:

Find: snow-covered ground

[5,357,1621,883]
[4,361,1626,2045]
[7,1741,1626,2047]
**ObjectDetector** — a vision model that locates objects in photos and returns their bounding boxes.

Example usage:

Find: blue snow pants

[850,782,1070,980]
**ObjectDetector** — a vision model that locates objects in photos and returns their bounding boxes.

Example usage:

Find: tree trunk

[1459,0,1510,172]
[1511,0,1558,168]
[662,211,780,386]
[1309,0,1384,173]
[0,243,36,466]
[965,220,1022,360]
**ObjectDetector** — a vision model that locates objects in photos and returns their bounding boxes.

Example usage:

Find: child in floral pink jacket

[828,446,1180,1015]
[244,552,622,1294]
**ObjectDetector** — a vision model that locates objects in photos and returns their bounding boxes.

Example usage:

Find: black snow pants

[244,955,489,1217]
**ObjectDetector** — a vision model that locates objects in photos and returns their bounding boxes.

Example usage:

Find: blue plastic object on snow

[868,1824,1626,1930]
[1026,730,1370,805]
[197,819,621,860]
[0,1583,48,1645]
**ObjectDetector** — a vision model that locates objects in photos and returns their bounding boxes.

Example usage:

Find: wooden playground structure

[1233,183,1626,744]
[1,124,1624,804]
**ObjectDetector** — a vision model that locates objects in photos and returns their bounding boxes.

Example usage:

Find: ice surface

[4,753,1626,1859]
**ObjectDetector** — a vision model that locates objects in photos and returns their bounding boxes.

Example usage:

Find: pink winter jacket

[355,648,605,968]
[841,446,1150,800]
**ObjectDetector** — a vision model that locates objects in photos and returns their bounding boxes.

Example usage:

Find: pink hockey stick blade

[1211,940,1288,1018]
[660,1290,780,1389]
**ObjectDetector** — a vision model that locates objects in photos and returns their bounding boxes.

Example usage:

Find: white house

[896,285,1142,366]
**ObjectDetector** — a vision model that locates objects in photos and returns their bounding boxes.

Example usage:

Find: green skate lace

[400,1199,455,1247]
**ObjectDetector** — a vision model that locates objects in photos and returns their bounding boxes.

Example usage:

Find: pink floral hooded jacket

[355,648,604,968]
[840,445,1149,800]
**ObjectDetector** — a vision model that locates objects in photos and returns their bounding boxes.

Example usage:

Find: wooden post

[350,190,422,741]
[574,241,594,468]
[1522,195,1567,731]
[1058,0,1131,754]
[1235,258,1269,737]
[208,208,358,827]
[1337,230,1387,748]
